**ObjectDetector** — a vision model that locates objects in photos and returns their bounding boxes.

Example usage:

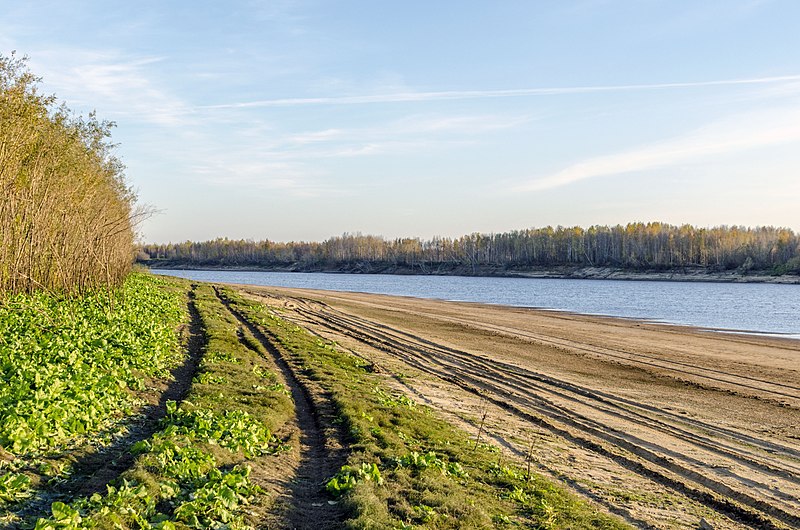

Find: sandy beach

[238,285,800,529]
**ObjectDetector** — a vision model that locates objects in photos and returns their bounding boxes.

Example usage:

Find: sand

[237,285,800,529]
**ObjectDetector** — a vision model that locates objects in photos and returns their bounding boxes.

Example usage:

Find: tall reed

[1,53,138,295]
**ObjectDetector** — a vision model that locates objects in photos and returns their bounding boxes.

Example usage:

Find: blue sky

[3,0,800,242]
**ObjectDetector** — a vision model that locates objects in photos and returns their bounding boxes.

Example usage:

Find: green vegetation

[1,52,138,295]
[224,289,629,529]
[17,283,294,529]
[0,274,185,455]
[141,222,800,275]
[33,413,264,530]
[0,273,187,520]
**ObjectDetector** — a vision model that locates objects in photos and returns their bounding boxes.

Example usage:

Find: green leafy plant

[173,466,261,529]
[0,274,185,456]
[193,372,228,385]
[326,463,384,496]
[393,451,468,478]
[163,402,272,458]
[0,472,30,504]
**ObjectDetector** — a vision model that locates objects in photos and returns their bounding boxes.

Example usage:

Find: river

[151,269,800,338]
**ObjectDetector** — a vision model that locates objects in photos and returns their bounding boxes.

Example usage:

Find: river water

[152,269,800,338]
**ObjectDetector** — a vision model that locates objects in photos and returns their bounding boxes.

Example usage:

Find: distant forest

[140,223,800,276]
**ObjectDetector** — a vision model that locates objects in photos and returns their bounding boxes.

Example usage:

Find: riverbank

[234,285,800,529]
[150,268,800,336]
[141,261,800,284]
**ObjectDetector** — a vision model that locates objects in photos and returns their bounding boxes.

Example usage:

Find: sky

[2,0,800,243]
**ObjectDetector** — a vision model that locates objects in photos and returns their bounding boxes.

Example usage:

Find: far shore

[142,261,800,285]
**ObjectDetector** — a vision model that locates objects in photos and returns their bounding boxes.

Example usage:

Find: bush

[1,52,139,295]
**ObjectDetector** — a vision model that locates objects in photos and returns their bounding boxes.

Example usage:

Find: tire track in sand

[268,295,800,530]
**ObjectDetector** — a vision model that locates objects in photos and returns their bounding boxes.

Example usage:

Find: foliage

[33,437,262,530]
[0,473,30,504]
[162,402,272,458]
[393,451,468,478]
[172,465,261,529]
[771,256,800,275]
[0,52,139,295]
[326,463,384,496]
[29,282,292,530]
[0,273,185,456]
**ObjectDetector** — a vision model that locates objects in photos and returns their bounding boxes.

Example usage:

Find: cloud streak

[200,74,800,109]
[192,157,334,197]
[29,50,194,127]
[517,104,800,192]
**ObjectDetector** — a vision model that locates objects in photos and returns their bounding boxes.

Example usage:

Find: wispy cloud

[285,129,344,145]
[185,114,498,196]
[28,50,193,127]
[516,104,800,192]
[390,114,531,134]
[200,75,800,109]
[222,113,526,164]
[193,158,334,198]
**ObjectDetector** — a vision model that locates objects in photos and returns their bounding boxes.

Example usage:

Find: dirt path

[240,286,800,530]
[214,288,345,529]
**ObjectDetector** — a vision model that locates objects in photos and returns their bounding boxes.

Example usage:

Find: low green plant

[27,282,294,529]
[394,451,468,478]
[0,273,185,455]
[172,466,261,529]
[163,402,272,458]
[193,372,228,385]
[326,463,384,496]
[0,273,187,519]
[0,472,30,504]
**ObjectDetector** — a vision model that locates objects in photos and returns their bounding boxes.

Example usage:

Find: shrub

[1,52,140,295]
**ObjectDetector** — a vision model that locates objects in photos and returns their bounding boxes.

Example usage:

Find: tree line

[140,222,800,275]
[1,53,138,295]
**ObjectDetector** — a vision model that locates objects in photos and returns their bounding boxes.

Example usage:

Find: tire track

[272,296,800,530]
[277,294,800,460]
[330,307,800,471]
[212,288,345,530]
[279,294,800,457]
[307,293,800,404]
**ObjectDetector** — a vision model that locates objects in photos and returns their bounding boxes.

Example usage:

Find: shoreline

[148,270,800,339]
[247,283,800,342]
[142,262,800,285]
